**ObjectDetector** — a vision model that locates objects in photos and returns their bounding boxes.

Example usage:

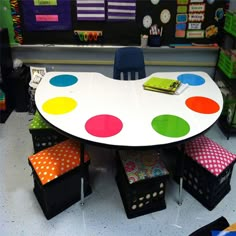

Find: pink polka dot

[85,114,123,137]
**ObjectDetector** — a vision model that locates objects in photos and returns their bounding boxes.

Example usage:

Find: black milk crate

[116,151,169,219]
[29,111,67,153]
[29,161,92,220]
[29,128,67,153]
[179,154,235,211]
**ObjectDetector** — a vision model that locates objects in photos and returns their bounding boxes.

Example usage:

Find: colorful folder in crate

[143,77,181,94]
[211,222,236,235]
[0,89,6,111]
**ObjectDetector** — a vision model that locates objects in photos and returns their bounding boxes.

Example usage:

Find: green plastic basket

[218,51,236,79]
[224,11,236,37]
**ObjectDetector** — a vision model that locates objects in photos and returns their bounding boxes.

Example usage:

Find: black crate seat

[29,111,66,153]
[183,135,236,210]
[28,139,92,219]
[116,150,169,219]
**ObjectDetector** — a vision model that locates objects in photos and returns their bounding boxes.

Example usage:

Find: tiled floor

[0,111,236,236]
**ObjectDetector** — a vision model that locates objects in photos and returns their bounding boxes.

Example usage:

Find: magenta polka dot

[85,114,123,137]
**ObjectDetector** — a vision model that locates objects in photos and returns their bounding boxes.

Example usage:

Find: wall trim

[21,59,215,67]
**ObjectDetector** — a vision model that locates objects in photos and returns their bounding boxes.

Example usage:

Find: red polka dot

[85,114,123,137]
[186,96,220,114]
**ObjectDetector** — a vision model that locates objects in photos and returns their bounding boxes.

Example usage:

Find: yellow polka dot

[42,97,77,115]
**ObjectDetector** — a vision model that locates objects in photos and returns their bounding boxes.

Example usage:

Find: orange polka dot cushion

[185,135,236,176]
[28,139,90,185]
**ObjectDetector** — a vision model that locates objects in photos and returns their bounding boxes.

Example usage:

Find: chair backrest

[113,47,146,80]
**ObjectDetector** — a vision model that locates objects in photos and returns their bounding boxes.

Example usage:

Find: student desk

[35,71,223,205]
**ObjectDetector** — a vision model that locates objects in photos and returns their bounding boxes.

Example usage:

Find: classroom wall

[3,0,235,78]
[11,45,218,78]
[19,0,226,46]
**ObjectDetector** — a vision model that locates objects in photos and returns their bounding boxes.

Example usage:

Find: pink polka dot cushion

[185,135,236,176]
[28,139,90,185]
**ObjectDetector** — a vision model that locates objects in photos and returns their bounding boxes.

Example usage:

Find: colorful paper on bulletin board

[177,0,189,4]
[21,0,71,31]
[107,0,136,21]
[77,0,105,21]
[176,23,186,30]
[177,6,188,13]
[34,0,57,6]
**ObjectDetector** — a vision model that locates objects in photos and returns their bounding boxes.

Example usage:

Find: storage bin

[116,150,169,219]
[178,135,236,210]
[28,139,92,220]
[148,35,161,47]
[29,111,66,153]
[218,50,236,79]
[224,11,236,37]
[0,89,6,111]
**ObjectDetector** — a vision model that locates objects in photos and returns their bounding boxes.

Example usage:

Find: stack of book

[143,77,183,94]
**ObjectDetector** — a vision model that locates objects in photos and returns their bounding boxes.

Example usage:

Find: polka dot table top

[119,150,169,184]
[28,139,90,185]
[35,71,223,147]
[185,135,236,176]
[29,111,51,130]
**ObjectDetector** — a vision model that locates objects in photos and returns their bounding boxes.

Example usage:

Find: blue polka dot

[50,74,78,87]
[177,73,205,86]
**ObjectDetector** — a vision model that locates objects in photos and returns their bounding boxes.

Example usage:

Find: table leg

[80,177,84,205]
[178,176,183,206]
[178,144,185,205]
[80,142,85,206]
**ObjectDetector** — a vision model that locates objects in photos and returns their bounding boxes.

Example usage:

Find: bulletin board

[14,0,228,46]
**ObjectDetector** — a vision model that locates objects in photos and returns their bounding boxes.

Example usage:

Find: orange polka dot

[185,96,220,114]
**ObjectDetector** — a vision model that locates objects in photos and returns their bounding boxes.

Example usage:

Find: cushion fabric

[185,135,236,176]
[119,150,169,184]
[28,139,89,185]
[29,111,51,129]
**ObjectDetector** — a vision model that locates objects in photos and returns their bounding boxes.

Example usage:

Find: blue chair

[113,47,146,80]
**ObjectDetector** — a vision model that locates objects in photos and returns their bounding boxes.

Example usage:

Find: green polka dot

[29,111,51,130]
[152,114,190,138]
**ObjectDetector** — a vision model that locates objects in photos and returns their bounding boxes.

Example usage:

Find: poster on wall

[77,0,105,21]
[175,0,225,42]
[107,0,136,21]
[21,0,72,31]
